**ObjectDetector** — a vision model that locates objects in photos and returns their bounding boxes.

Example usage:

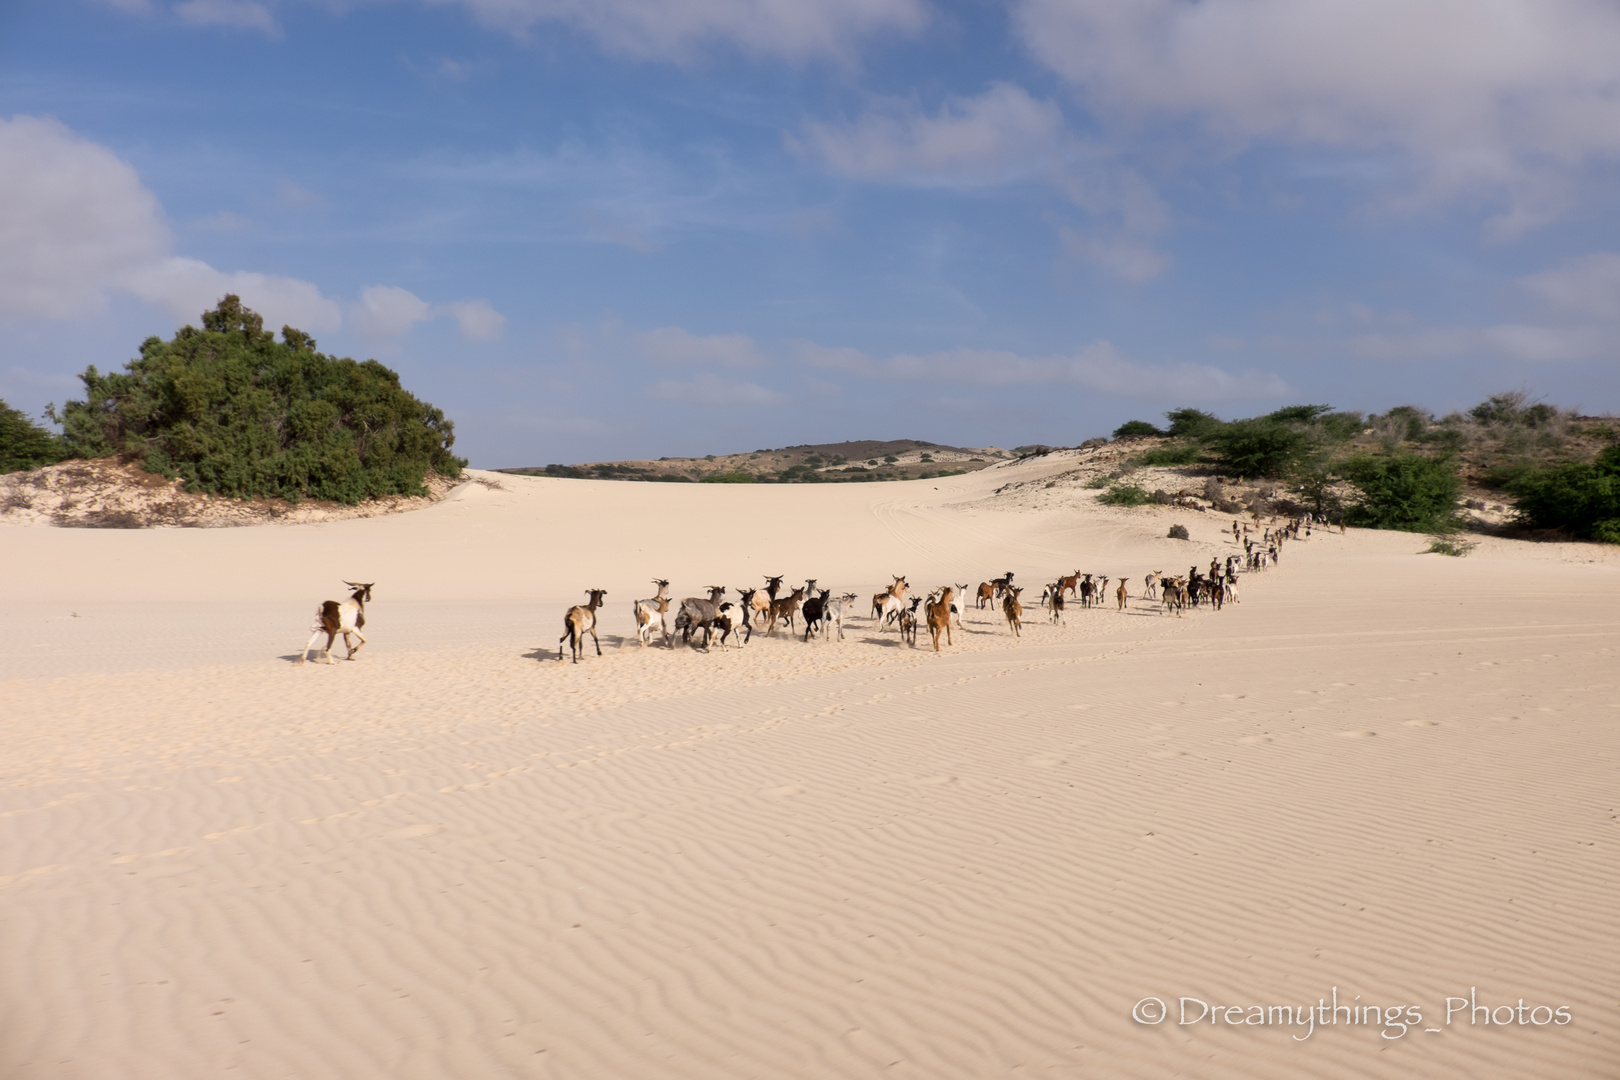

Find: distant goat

[976,581,996,609]
[1116,578,1129,611]
[1143,571,1161,600]
[559,588,607,663]
[297,580,373,665]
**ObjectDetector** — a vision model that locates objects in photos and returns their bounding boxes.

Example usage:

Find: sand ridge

[2,456,1616,1079]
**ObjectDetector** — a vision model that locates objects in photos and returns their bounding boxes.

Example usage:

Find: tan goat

[560,588,607,662]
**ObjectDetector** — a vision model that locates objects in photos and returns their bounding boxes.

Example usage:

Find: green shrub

[0,398,69,473]
[46,296,464,503]
[1205,419,1316,479]
[1263,404,1333,425]
[1339,452,1463,532]
[1424,536,1477,557]
[1134,441,1202,466]
[1506,446,1620,542]
[700,471,757,483]
[1112,420,1164,438]
[1098,484,1152,506]
[1083,475,1111,489]
[1164,408,1222,438]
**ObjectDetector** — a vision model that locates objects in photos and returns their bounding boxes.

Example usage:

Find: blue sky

[3,0,1618,466]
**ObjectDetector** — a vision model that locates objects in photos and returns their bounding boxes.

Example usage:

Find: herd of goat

[296,520,1308,666]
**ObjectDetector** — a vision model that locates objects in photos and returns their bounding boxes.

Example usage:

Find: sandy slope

[2,455,1617,1079]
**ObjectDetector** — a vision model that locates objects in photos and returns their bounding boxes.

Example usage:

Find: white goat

[633,579,673,648]
[297,581,372,665]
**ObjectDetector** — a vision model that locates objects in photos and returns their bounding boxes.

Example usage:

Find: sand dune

[3,453,1616,1079]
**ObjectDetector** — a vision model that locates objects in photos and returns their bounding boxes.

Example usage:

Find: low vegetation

[504,439,1005,485]
[35,296,464,504]
[1098,484,1153,507]
[1102,391,1616,543]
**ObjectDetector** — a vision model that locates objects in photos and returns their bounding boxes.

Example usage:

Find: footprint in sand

[1238,735,1272,744]
[1022,755,1067,768]
[1405,719,1440,727]
[1338,730,1377,738]
[387,824,443,839]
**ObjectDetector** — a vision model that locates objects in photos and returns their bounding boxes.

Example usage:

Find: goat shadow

[529,634,635,662]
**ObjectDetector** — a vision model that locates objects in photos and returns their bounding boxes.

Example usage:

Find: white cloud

[353,288,508,341]
[799,340,1288,400]
[0,115,168,318]
[125,256,343,332]
[1346,323,1607,363]
[352,284,433,338]
[796,83,1065,185]
[796,83,1172,281]
[425,0,926,63]
[0,114,505,344]
[1060,230,1171,285]
[443,299,506,341]
[1014,0,1620,231]
[637,326,764,367]
[1521,252,1620,321]
[173,0,279,35]
[648,372,787,407]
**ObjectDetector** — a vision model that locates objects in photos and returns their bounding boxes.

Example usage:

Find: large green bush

[1164,407,1222,438]
[1205,419,1316,479]
[0,398,69,473]
[1112,419,1164,438]
[1507,446,1620,543]
[1339,452,1463,532]
[47,296,464,503]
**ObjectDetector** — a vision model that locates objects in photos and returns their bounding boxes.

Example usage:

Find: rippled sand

[3,454,1616,1079]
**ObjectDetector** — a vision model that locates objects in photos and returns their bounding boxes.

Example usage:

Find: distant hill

[500,439,1011,484]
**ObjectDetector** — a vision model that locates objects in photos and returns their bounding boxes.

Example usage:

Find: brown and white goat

[1044,582,1065,623]
[560,588,607,662]
[633,579,673,648]
[297,581,373,665]
[756,575,786,626]
[976,581,996,609]
[873,575,909,630]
